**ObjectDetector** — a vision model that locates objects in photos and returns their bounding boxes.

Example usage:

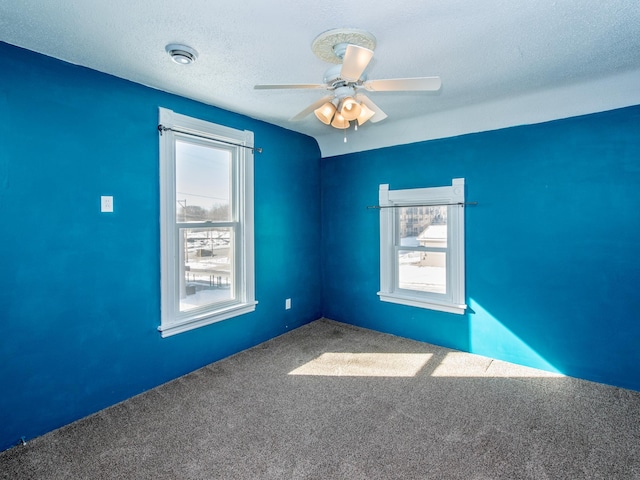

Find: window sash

[171,142,242,319]
[176,225,237,316]
[393,206,453,302]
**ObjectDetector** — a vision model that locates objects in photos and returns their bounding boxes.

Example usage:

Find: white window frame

[378,178,466,315]
[158,107,256,337]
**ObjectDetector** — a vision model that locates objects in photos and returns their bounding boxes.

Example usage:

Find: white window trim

[378,179,466,315]
[158,107,256,337]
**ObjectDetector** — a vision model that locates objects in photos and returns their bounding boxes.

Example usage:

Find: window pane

[398,250,446,294]
[176,140,231,222]
[179,227,234,312]
[399,206,447,246]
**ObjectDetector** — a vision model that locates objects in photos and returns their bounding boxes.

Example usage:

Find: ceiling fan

[254,28,441,130]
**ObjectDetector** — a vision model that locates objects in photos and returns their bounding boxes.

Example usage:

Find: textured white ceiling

[1,0,639,157]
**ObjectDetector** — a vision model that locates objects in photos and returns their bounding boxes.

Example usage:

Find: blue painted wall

[322,105,640,391]
[2,38,639,453]
[0,42,322,452]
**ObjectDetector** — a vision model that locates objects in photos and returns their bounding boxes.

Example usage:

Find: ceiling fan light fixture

[256,28,440,138]
[314,101,337,125]
[340,97,362,121]
[166,44,198,65]
[331,112,350,129]
[356,103,376,126]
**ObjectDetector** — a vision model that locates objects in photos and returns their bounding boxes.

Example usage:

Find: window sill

[158,301,258,338]
[377,292,466,315]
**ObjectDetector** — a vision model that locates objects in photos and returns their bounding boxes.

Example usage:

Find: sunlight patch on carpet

[289,352,432,377]
[431,352,565,378]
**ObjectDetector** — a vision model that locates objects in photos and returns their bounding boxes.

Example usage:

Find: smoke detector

[166,44,198,65]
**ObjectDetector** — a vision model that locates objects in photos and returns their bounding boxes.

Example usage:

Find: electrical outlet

[285,298,291,310]
[101,196,114,213]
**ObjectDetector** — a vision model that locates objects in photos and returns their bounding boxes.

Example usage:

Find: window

[158,108,256,337]
[378,179,466,315]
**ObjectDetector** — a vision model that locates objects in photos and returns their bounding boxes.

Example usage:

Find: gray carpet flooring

[1,318,639,479]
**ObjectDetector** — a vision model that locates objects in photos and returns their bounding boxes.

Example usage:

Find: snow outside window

[378,179,466,315]
[158,108,256,337]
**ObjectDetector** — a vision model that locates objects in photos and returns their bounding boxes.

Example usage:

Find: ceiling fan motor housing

[323,64,366,86]
[334,85,357,100]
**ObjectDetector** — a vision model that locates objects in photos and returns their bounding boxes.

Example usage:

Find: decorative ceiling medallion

[311,28,377,64]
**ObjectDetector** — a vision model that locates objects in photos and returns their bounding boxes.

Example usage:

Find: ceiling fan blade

[290,95,334,122]
[254,83,326,90]
[340,45,374,82]
[356,94,388,123]
[364,76,441,92]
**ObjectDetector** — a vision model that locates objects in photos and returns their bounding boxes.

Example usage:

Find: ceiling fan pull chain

[344,129,347,143]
